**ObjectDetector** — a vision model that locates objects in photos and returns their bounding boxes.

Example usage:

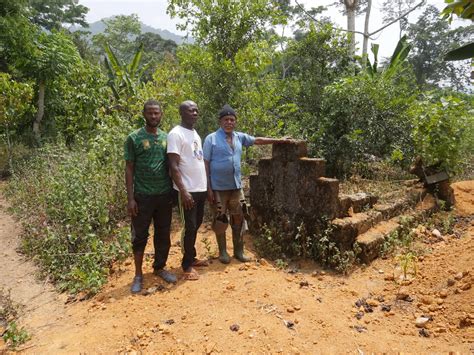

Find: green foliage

[0,73,34,173]
[5,115,132,294]
[168,0,286,60]
[92,14,142,63]
[379,216,416,257]
[0,288,29,349]
[104,42,147,102]
[253,224,284,260]
[318,67,417,177]
[410,93,474,174]
[407,5,473,91]
[442,0,474,22]
[28,0,89,30]
[2,321,30,348]
[395,251,418,279]
[254,219,360,274]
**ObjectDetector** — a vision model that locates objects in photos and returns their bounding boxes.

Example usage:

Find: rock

[164,319,175,325]
[459,315,473,328]
[431,229,442,238]
[460,283,471,291]
[439,289,448,298]
[396,287,411,301]
[447,278,455,286]
[381,304,391,312]
[384,274,395,281]
[454,272,463,281]
[421,296,434,305]
[284,320,295,329]
[355,311,364,320]
[366,299,379,307]
[294,305,301,311]
[419,328,430,337]
[299,281,309,288]
[230,324,240,332]
[436,298,444,305]
[287,307,295,313]
[353,325,367,333]
[205,342,216,354]
[259,258,270,266]
[416,316,431,328]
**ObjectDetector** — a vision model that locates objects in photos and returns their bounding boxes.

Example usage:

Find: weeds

[0,288,29,349]
[255,219,360,274]
[396,252,418,280]
[201,236,216,259]
[253,224,283,260]
[5,143,131,295]
[275,259,288,269]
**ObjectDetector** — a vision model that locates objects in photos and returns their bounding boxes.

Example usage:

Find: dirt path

[1,182,473,353]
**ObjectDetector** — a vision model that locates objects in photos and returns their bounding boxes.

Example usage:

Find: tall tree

[28,0,89,30]
[92,14,141,63]
[167,0,286,61]
[407,5,473,90]
[381,0,416,39]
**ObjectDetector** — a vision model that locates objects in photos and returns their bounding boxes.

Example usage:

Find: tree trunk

[362,0,372,60]
[33,80,45,146]
[344,0,358,56]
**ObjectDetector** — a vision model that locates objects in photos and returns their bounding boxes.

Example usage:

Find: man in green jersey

[124,99,177,293]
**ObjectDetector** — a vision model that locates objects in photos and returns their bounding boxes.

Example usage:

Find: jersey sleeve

[124,135,135,161]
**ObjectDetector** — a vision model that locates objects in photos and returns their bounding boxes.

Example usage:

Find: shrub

[410,93,474,175]
[5,117,132,294]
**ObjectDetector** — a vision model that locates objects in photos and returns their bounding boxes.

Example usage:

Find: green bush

[5,121,132,294]
[410,93,474,174]
[318,70,417,178]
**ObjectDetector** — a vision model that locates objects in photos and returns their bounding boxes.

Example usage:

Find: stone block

[337,195,352,218]
[272,141,307,162]
[347,193,378,213]
[298,158,326,179]
[257,158,274,180]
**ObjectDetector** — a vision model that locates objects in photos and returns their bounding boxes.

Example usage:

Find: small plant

[0,288,29,349]
[441,212,455,235]
[253,224,283,260]
[201,236,216,259]
[395,251,418,280]
[275,259,288,269]
[3,322,30,348]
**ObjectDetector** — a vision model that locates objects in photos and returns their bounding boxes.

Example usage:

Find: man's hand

[127,198,138,217]
[207,189,215,204]
[180,190,194,210]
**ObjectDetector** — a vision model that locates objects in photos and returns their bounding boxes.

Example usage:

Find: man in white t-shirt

[167,100,209,280]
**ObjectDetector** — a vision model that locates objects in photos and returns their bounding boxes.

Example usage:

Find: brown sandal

[182,268,199,281]
[192,259,209,267]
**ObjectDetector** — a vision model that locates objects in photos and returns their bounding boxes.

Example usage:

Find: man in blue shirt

[203,104,290,263]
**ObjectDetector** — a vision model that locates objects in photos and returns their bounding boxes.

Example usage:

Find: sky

[78,0,456,59]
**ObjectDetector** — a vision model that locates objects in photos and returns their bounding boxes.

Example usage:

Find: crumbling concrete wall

[249,141,342,238]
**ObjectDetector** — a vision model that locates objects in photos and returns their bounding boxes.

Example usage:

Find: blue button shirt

[203,128,255,190]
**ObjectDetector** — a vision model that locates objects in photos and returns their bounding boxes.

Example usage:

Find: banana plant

[103,42,150,101]
[365,35,411,77]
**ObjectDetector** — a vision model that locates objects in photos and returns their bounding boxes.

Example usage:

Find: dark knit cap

[218,104,236,119]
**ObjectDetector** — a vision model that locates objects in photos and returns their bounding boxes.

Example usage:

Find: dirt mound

[452,181,474,216]
[1,182,472,353]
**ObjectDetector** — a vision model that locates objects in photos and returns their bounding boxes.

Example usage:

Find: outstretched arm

[254,137,292,145]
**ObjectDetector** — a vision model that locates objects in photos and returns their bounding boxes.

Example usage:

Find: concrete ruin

[249,141,435,263]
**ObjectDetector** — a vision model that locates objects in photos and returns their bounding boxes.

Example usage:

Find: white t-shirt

[167,125,207,192]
